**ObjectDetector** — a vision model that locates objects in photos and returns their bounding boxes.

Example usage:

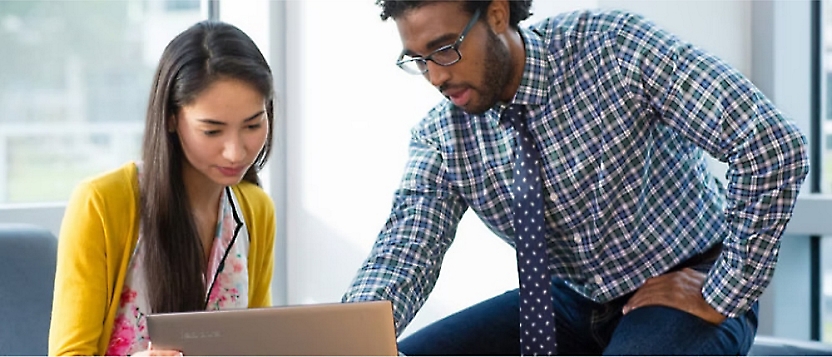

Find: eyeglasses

[396,8,481,75]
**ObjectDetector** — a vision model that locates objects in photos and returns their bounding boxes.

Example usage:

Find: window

[165,0,200,12]
[0,0,204,204]
[822,0,832,342]
[825,1,832,192]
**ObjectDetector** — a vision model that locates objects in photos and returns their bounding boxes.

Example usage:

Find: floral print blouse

[105,186,251,356]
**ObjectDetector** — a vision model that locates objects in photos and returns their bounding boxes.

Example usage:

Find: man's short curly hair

[375,0,533,29]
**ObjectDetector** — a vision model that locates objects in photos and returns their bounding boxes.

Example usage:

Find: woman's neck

[181,162,223,222]
[181,162,223,268]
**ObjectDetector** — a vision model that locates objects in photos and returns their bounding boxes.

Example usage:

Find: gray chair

[749,335,832,356]
[0,224,57,356]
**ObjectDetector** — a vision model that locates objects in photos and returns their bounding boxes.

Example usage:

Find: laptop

[146,300,398,356]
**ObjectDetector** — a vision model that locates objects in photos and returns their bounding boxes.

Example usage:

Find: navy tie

[504,104,557,356]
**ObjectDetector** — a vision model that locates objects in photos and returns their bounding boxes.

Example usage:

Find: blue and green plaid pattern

[343,10,809,336]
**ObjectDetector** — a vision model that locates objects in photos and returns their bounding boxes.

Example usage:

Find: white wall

[598,0,752,74]
[285,0,755,337]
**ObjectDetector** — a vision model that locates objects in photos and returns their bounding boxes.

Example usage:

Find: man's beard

[464,29,513,115]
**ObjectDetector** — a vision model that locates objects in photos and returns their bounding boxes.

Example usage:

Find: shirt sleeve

[341,125,468,336]
[613,13,809,317]
[248,189,275,308]
[49,182,109,356]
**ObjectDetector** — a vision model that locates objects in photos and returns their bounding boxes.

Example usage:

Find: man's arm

[342,125,468,335]
[614,12,809,318]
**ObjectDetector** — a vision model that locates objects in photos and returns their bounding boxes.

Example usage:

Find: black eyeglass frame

[395,7,482,75]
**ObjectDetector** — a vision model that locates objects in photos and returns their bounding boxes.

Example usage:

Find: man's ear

[486,0,511,35]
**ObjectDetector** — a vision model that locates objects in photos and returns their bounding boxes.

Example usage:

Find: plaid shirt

[343,10,809,335]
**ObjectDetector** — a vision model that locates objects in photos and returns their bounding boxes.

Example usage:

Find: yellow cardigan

[48,162,275,356]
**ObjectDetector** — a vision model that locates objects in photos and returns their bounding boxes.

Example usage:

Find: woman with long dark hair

[49,20,276,356]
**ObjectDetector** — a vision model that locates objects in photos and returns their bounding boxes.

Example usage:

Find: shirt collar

[507,26,554,107]
[487,26,553,125]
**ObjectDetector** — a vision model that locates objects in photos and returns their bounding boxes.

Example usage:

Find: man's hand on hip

[621,268,727,325]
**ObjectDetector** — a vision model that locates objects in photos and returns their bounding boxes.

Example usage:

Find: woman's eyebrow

[196,110,265,125]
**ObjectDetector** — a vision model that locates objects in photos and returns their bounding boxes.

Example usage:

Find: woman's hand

[131,342,184,356]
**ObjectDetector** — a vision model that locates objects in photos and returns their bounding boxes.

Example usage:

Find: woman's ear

[487,0,511,35]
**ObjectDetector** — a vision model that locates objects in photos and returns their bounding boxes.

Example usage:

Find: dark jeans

[398,245,759,355]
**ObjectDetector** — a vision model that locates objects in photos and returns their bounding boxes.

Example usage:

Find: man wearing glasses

[342,0,808,355]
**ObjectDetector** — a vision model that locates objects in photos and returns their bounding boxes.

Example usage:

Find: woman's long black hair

[140,20,274,313]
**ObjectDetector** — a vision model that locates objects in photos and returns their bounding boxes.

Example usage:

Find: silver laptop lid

[147,300,398,356]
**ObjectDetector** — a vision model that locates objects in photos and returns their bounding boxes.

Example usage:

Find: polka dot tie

[504,104,557,356]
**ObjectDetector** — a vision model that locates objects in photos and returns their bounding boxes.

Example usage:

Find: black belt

[673,243,723,271]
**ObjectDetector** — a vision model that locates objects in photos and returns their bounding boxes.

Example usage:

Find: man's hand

[622,268,726,325]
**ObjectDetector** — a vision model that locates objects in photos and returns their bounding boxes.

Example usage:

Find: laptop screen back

[146,300,398,356]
